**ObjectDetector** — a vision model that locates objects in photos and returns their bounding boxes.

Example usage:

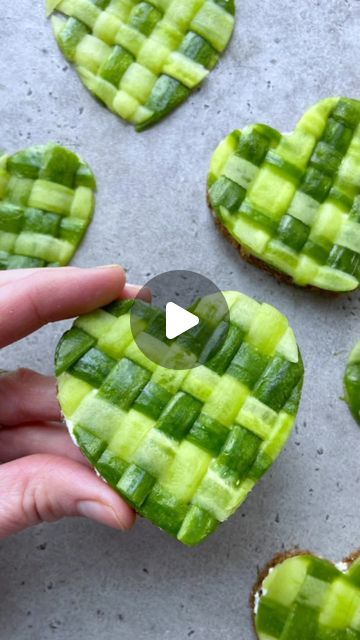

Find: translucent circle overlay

[130,270,230,370]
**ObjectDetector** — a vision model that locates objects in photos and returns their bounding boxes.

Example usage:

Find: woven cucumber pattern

[56,291,303,545]
[345,341,360,424]
[208,98,360,292]
[47,0,235,130]
[0,143,95,269]
[255,553,360,639]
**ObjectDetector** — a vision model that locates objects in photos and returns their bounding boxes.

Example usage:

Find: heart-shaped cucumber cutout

[345,341,360,424]
[0,143,95,268]
[254,552,360,639]
[208,98,360,293]
[55,291,304,545]
[47,0,235,130]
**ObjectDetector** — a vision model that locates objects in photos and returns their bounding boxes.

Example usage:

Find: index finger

[0,266,126,348]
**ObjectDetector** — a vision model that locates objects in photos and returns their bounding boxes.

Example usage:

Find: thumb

[0,454,135,539]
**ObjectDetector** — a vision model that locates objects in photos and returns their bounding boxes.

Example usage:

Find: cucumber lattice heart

[47,0,235,130]
[0,143,95,269]
[345,341,360,425]
[55,291,304,545]
[253,551,360,639]
[208,98,360,293]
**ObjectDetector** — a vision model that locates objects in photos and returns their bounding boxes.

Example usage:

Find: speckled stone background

[0,1,360,638]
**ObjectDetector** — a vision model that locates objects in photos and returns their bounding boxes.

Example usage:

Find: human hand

[0,266,137,539]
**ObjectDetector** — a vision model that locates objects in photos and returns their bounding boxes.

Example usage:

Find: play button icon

[165,302,199,340]
[130,270,230,370]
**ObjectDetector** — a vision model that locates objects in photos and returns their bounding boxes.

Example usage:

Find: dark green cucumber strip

[205,323,244,375]
[96,449,128,487]
[99,358,151,409]
[187,414,229,456]
[117,464,155,508]
[70,347,117,387]
[0,203,24,233]
[277,215,310,252]
[129,2,162,36]
[55,327,96,376]
[99,45,134,86]
[39,144,80,187]
[217,425,261,478]
[7,147,44,179]
[227,343,270,389]
[133,381,173,420]
[299,167,332,202]
[179,32,219,70]
[73,425,107,464]
[344,341,360,424]
[140,486,188,537]
[23,209,60,235]
[137,76,190,132]
[254,355,303,412]
[156,392,202,440]
[208,176,246,213]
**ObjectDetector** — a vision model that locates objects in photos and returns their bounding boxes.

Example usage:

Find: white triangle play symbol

[166,302,200,340]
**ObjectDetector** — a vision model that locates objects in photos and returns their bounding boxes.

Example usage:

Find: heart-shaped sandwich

[47,0,235,130]
[0,143,95,269]
[208,98,360,292]
[345,341,360,425]
[253,551,360,639]
[55,291,303,545]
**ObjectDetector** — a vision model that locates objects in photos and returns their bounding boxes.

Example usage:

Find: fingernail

[96,264,122,269]
[123,284,151,301]
[123,284,143,294]
[77,500,125,530]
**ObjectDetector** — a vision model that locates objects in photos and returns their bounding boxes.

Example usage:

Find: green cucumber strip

[7,146,44,179]
[0,203,24,233]
[117,463,155,507]
[55,327,96,375]
[277,214,310,252]
[156,392,202,440]
[187,414,229,456]
[133,381,173,420]
[178,506,219,546]
[205,323,244,375]
[217,425,261,478]
[39,144,80,187]
[129,2,162,36]
[99,44,134,85]
[138,75,190,130]
[99,358,151,409]
[70,347,117,387]
[96,449,128,487]
[141,485,188,536]
[178,31,218,70]
[254,355,303,412]
[344,341,360,424]
[73,425,107,464]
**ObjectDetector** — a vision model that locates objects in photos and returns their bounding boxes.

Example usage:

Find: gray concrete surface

[0,0,360,638]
